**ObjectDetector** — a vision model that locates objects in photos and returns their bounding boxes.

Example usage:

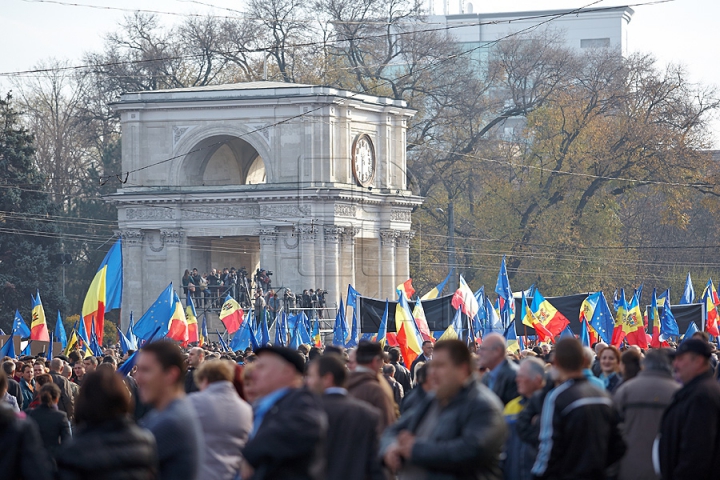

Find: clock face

[352,134,376,187]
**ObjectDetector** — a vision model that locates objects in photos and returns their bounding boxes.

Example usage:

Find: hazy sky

[2,0,718,144]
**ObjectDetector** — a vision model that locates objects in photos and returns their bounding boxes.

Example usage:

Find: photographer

[302,290,312,314]
[316,288,327,319]
[267,290,281,323]
[310,289,319,320]
[206,269,221,308]
[283,289,296,313]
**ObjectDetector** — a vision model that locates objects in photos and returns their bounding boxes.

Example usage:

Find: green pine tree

[0,93,67,332]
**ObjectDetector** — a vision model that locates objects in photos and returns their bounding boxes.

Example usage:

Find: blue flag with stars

[12,310,31,338]
[589,292,614,344]
[133,283,174,341]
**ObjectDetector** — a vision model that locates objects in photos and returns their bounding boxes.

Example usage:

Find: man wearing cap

[657,339,720,479]
[241,346,327,480]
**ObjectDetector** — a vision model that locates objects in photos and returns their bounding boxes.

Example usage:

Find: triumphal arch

[110,82,422,327]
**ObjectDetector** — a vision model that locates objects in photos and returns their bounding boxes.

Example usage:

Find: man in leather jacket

[380,339,507,480]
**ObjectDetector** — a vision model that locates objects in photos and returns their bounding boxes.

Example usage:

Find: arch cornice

[171,123,273,185]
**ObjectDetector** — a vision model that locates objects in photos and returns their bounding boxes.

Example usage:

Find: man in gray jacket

[188,359,252,480]
[381,339,507,480]
[613,349,680,480]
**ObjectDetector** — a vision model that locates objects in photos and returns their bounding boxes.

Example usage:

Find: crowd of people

[2,331,720,480]
[180,266,329,317]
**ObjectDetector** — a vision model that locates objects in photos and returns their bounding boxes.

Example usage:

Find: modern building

[109,82,421,330]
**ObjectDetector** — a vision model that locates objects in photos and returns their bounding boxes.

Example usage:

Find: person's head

[297,344,310,356]
[516,357,546,398]
[2,361,15,377]
[691,331,710,343]
[21,364,34,382]
[422,341,434,358]
[39,382,61,407]
[672,339,712,385]
[382,364,396,377]
[0,370,7,397]
[62,364,73,379]
[102,356,117,370]
[251,346,305,398]
[387,348,402,364]
[308,347,322,361]
[415,362,432,391]
[135,340,186,408]
[594,342,608,356]
[68,351,81,364]
[477,333,507,370]
[73,363,86,379]
[642,349,673,375]
[34,363,46,377]
[430,340,473,403]
[193,359,234,391]
[306,354,347,395]
[75,368,133,426]
[83,356,98,372]
[188,347,205,369]
[35,373,52,388]
[355,341,384,371]
[582,347,595,369]
[620,349,642,381]
[553,338,585,380]
[242,362,259,403]
[49,358,64,373]
[184,269,190,278]
[599,346,621,374]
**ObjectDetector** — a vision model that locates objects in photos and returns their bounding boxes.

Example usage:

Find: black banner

[647,304,704,336]
[359,295,455,333]
[513,293,590,336]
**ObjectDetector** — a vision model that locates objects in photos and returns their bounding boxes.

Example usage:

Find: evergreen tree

[0,93,67,332]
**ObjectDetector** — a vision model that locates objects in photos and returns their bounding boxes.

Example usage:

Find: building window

[581,38,611,48]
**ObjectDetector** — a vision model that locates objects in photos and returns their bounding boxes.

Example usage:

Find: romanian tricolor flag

[421,269,453,301]
[30,291,50,341]
[220,295,244,334]
[702,280,720,336]
[395,292,424,366]
[186,296,199,344]
[398,279,416,300]
[166,291,188,344]
[82,239,123,345]
[439,307,463,341]
[530,290,569,338]
[312,319,322,348]
[521,291,553,342]
[505,320,521,354]
[199,314,208,347]
[411,299,434,342]
[649,288,669,348]
[64,330,79,357]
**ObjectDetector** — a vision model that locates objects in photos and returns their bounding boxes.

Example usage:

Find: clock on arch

[351,134,376,187]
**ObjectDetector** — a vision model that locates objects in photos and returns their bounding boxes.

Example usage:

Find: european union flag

[660,298,680,340]
[55,311,67,350]
[345,310,358,348]
[589,292,614,344]
[0,336,16,359]
[12,310,31,338]
[133,283,174,341]
[347,284,360,310]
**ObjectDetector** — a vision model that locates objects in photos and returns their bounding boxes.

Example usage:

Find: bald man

[185,347,205,394]
[478,333,519,405]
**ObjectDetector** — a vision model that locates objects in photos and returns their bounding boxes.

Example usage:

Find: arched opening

[180,135,267,186]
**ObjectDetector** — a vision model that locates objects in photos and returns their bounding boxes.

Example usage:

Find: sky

[1,0,718,144]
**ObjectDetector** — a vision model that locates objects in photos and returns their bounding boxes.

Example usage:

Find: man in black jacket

[478,333,519,405]
[410,341,433,381]
[306,354,384,480]
[531,338,625,480]
[242,346,327,480]
[48,358,74,421]
[381,339,507,480]
[658,339,720,480]
[389,348,412,393]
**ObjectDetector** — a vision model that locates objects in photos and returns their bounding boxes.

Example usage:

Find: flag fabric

[411,299,434,342]
[89,320,103,356]
[77,314,91,346]
[46,332,53,359]
[12,310,31,338]
[117,351,138,376]
[530,289,570,337]
[30,292,50,341]
[451,275,480,319]
[275,312,287,347]
[298,313,313,345]
[186,296,199,343]
[199,314,209,347]
[54,311,68,350]
[117,325,135,355]
[398,279,416,300]
[495,256,513,305]
[484,294,505,337]
[680,273,695,305]
[312,318,322,348]
[660,296,680,340]
[439,307,463,341]
[505,320,520,353]
[702,281,720,337]
[0,336,16,359]
[81,239,123,346]
[21,341,31,357]
[611,289,629,347]
[332,299,348,346]
[559,326,575,339]
[702,279,720,306]
[0,329,5,336]
[347,284,360,309]
[259,310,271,347]
[395,292,424,366]
[681,322,699,343]
[166,292,188,344]
[64,331,78,357]
[580,319,591,347]
[622,292,648,348]
[216,330,231,352]
[220,295,244,334]
[650,288,667,348]
[658,289,670,307]
[133,284,174,341]
[345,310,358,348]
[579,292,602,325]
[421,268,454,301]
[589,292,614,344]
[376,301,389,347]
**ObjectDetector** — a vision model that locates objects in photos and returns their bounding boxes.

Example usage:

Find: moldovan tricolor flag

[82,239,123,345]
[530,290,570,337]
[30,291,50,341]
[166,291,188,344]
[186,296,199,344]
[622,292,648,348]
[395,292,424,366]
[220,295,244,334]
[521,291,553,342]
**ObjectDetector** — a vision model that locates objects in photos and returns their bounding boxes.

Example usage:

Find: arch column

[340,227,359,298]
[116,229,145,331]
[323,226,344,307]
[296,225,317,292]
[395,231,415,284]
[379,230,398,298]
[259,228,279,281]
